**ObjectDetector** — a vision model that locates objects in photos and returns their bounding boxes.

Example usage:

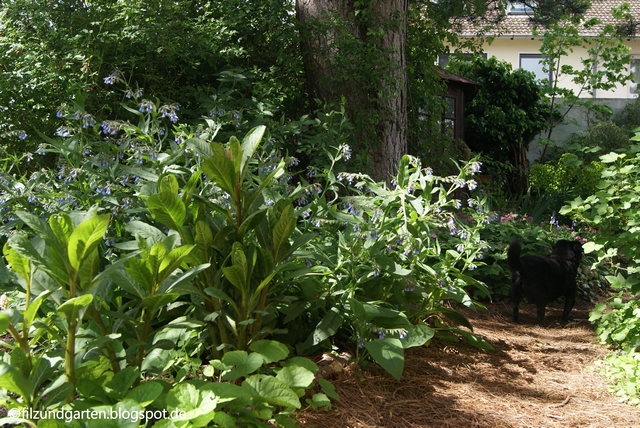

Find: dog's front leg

[562,293,576,322]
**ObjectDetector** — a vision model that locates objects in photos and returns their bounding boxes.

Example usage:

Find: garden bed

[298,299,640,427]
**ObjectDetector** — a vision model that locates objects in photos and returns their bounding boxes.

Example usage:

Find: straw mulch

[297,298,640,428]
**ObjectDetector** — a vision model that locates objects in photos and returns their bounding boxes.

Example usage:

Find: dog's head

[552,239,583,264]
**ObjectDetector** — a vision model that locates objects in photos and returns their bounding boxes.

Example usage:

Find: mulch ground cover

[297,298,640,427]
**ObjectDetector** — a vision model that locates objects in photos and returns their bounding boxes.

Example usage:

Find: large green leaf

[57,294,93,321]
[3,245,30,283]
[161,263,211,294]
[221,351,264,381]
[249,340,289,364]
[243,374,300,409]
[67,214,110,271]
[364,338,405,380]
[0,313,9,335]
[104,366,140,399]
[186,137,213,158]
[85,400,145,428]
[28,356,55,398]
[15,211,57,247]
[110,269,147,299]
[147,191,186,231]
[141,293,180,315]
[240,125,266,173]
[0,362,30,398]
[159,174,180,195]
[271,204,296,262]
[49,213,74,250]
[125,381,163,407]
[202,145,237,196]
[124,221,165,241]
[401,324,435,349]
[298,308,343,353]
[124,257,154,295]
[275,366,315,389]
[40,375,74,408]
[158,245,195,281]
[165,383,217,426]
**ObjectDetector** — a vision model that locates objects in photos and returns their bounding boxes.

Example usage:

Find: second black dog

[507,239,583,328]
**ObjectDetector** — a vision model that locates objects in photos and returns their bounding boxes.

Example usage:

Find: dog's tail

[507,240,522,273]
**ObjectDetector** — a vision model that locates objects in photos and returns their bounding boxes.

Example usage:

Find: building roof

[457,0,640,38]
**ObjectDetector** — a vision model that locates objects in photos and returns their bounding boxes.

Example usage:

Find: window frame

[519,53,553,84]
[508,1,534,15]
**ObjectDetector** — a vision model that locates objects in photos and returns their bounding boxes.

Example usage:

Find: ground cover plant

[560,131,640,406]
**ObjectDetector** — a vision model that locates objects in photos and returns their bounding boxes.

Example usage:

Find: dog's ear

[572,241,583,254]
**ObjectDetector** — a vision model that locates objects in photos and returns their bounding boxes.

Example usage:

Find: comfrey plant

[285,150,493,379]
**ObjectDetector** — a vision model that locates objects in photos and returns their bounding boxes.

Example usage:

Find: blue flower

[103,71,121,85]
[17,130,27,140]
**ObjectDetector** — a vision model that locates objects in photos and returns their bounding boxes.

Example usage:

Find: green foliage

[561,137,640,406]
[536,3,633,161]
[0,0,303,171]
[614,97,640,133]
[446,56,549,192]
[530,153,604,202]
[598,349,640,407]
[561,121,632,163]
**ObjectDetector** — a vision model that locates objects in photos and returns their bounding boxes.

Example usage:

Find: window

[508,1,533,14]
[519,54,552,83]
[443,97,456,136]
[630,57,640,99]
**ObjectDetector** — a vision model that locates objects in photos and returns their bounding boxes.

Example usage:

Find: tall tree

[296,0,408,182]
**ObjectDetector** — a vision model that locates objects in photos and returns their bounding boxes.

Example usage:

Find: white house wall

[476,37,640,99]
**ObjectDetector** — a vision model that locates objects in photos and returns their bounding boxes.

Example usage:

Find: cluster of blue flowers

[159,103,180,123]
[125,88,143,99]
[103,71,121,85]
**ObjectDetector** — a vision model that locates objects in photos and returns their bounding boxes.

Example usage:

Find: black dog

[507,239,583,327]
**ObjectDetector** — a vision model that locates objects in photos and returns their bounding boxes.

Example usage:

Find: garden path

[298,298,640,427]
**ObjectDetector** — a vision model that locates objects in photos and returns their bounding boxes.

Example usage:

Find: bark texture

[296,0,408,182]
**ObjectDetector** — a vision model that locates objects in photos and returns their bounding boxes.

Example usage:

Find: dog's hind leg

[535,304,547,328]
[510,274,523,323]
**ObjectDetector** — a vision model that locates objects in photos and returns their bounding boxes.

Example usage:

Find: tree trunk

[296,0,408,183]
